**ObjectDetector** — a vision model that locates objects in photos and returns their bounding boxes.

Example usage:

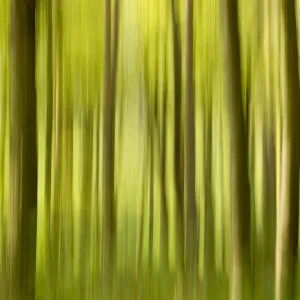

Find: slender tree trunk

[160,40,169,268]
[219,98,227,286]
[135,75,141,272]
[6,0,38,298]
[93,89,101,279]
[275,0,300,299]
[184,0,198,296]
[245,55,251,164]
[136,42,150,274]
[220,0,251,299]
[262,122,276,299]
[171,0,185,273]
[45,0,54,290]
[45,0,53,214]
[94,95,100,221]
[61,74,73,291]
[102,0,117,295]
[0,49,7,292]
[149,112,154,268]
[51,0,63,292]
[148,33,159,269]
[80,104,93,297]
[204,100,215,299]
[111,0,120,109]
[136,123,147,272]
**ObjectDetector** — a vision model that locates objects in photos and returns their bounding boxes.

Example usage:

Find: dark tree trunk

[45,0,54,290]
[184,0,198,295]
[7,0,38,298]
[171,0,185,272]
[45,0,53,210]
[93,89,101,280]
[262,123,276,299]
[0,49,7,293]
[220,0,251,298]
[275,0,300,299]
[204,99,215,299]
[148,112,154,267]
[51,0,63,292]
[102,0,117,296]
[136,39,150,274]
[160,38,169,268]
[111,0,120,111]
[148,32,159,268]
[80,104,93,297]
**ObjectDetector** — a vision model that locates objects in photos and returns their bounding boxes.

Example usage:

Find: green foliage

[1,0,300,298]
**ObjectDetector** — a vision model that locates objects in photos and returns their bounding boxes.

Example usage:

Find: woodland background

[0,0,300,299]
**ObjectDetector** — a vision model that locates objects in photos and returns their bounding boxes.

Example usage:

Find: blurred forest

[0,0,300,299]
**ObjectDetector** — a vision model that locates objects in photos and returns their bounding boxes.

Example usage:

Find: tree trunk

[184,0,198,296]
[149,111,154,268]
[160,39,169,268]
[136,127,147,271]
[61,72,74,293]
[204,100,215,299]
[136,75,143,272]
[45,0,54,291]
[220,0,251,298]
[0,48,7,292]
[51,0,63,293]
[6,0,38,298]
[80,104,93,297]
[45,0,53,211]
[136,39,150,274]
[93,89,101,278]
[171,0,185,273]
[262,123,276,299]
[111,0,120,111]
[275,0,300,299]
[102,0,117,295]
[149,32,159,269]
